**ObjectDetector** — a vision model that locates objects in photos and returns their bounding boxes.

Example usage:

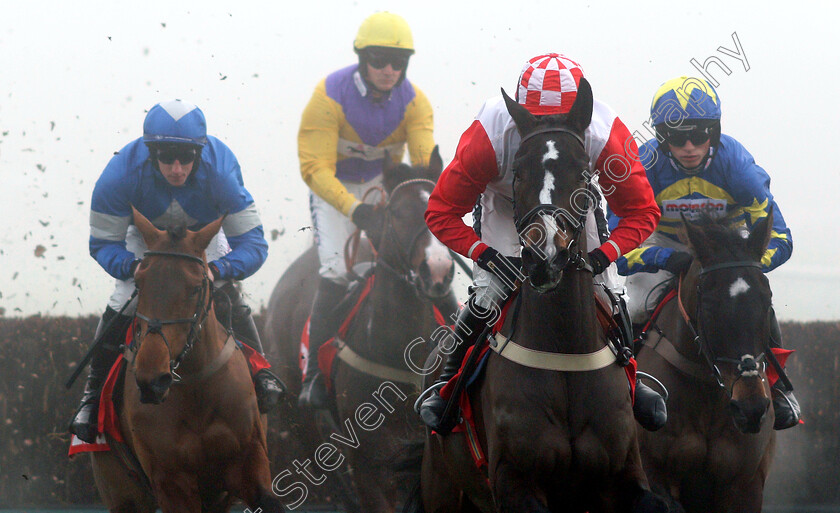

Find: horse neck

[356,266,433,361]
[517,270,600,352]
[175,314,228,376]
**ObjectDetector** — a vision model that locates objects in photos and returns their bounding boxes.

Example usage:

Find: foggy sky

[2,0,838,320]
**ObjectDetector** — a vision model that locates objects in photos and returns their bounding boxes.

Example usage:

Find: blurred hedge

[0,316,837,507]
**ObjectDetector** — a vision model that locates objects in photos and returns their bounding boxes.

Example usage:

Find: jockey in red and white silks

[426,55,660,308]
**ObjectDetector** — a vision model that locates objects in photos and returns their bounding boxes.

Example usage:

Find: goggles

[366,51,409,71]
[663,126,711,147]
[155,146,199,165]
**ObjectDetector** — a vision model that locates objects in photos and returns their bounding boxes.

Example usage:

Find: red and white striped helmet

[516,53,585,115]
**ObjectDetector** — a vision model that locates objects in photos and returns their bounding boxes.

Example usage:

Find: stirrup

[414,381,446,413]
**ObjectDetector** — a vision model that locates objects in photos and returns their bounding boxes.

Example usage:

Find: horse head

[681,209,775,433]
[378,146,454,299]
[130,207,222,404]
[502,78,594,292]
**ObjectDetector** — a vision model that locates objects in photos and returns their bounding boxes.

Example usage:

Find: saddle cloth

[69,326,271,457]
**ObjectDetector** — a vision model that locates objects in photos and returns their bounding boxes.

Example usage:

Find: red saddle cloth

[69,326,272,457]
[299,274,449,391]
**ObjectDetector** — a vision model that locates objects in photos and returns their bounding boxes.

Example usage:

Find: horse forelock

[687,213,757,264]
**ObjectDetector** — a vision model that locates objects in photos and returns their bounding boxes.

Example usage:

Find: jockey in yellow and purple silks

[297,12,436,409]
[610,76,800,430]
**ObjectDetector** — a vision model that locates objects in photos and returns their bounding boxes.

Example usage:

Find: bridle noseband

[133,250,212,382]
[374,178,447,295]
[677,260,767,395]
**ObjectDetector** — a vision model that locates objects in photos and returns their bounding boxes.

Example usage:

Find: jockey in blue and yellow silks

[610,76,800,430]
[297,12,436,409]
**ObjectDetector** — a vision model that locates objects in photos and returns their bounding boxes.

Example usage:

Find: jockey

[418,53,668,433]
[69,100,284,444]
[297,11,437,409]
[611,76,800,429]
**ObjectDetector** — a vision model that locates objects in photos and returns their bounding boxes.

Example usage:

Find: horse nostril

[152,374,173,394]
[552,248,570,270]
[419,261,431,280]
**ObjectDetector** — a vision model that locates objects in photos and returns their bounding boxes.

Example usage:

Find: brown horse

[263,150,457,513]
[91,208,284,513]
[413,80,667,513]
[635,213,777,512]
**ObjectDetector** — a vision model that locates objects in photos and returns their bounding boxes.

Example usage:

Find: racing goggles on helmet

[662,126,711,147]
[365,50,410,71]
[154,145,199,165]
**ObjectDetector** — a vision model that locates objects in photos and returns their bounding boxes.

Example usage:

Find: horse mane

[165,224,188,242]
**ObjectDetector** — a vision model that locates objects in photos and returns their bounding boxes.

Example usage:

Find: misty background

[1,0,838,321]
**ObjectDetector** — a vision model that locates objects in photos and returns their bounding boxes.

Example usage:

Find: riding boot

[633,380,668,431]
[214,283,286,414]
[612,292,668,432]
[68,307,131,443]
[418,300,489,433]
[298,277,348,410]
[768,308,801,430]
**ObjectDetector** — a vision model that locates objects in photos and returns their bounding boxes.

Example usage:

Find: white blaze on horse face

[729,277,750,298]
[539,213,559,260]
[425,235,453,284]
[539,141,559,205]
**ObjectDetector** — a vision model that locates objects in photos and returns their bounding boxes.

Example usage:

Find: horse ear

[747,206,774,262]
[681,213,712,262]
[567,77,593,134]
[132,206,165,249]
[427,145,443,182]
[502,87,537,136]
[191,215,225,253]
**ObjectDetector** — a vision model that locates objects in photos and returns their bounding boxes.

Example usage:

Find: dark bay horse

[263,150,457,513]
[636,213,777,512]
[416,80,666,513]
[91,208,283,513]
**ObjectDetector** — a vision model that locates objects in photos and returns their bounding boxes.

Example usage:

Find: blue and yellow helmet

[143,100,207,147]
[650,76,720,127]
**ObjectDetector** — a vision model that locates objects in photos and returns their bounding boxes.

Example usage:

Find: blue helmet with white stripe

[143,100,207,147]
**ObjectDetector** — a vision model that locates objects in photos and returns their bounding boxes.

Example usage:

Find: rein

[132,250,213,382]
[675,260,767,396]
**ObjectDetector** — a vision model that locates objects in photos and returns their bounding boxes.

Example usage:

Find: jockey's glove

[663,250,693,275]
[350,203,380,233]
[476,247,523,291]
[586,248,611,275]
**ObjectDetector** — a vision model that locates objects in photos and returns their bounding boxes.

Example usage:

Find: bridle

[513,126,594,274]
[676,260,768,397]
[132,251,213,382]
[374,178,451,296]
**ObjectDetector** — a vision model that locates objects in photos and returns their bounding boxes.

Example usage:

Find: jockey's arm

[723,143,793,272]
[89,152,140,281]
[298,79,359,217]
[403,85,435,167]
[209,147,268,281]
[426,120,498,261]
[594,117,661,263]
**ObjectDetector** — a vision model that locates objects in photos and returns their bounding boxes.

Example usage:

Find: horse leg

[600,439,670,513]
[351,460,396,513]
[228,429,285,513]
[420,439,464,513]
[91,451,156,513]
[492,461,549,513]
[150,471,201,513]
